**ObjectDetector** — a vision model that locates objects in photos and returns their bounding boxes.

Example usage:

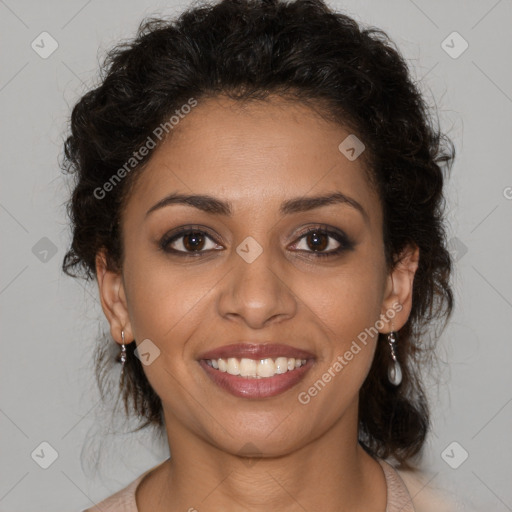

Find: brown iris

[183,232,206,251]
[305,231,328,252]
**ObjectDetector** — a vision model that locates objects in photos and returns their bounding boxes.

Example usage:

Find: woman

[62,0,459,510]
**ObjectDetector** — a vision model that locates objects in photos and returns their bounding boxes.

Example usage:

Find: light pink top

[81,458,420,512]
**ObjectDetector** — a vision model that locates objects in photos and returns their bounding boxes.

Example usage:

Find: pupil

[184,232,205,251]
[308,231,327,251]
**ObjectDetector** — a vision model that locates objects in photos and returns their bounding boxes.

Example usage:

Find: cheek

[121,261,205,406]
[292,272,383,422]
[299,265,384,339]
[124,253,215,343]
[292,262,385,398]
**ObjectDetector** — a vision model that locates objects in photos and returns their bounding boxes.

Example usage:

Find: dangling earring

[120,330,127,379]
[387,330,402,386]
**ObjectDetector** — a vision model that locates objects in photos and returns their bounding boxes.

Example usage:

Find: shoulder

[396,467,466,512]
[80,458,169,512]
[80,472,142,512]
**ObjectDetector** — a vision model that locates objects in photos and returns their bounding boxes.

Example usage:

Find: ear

[379,243,420,334]
[95,249,134,345]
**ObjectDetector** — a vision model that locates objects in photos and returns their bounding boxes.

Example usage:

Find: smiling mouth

[197,342,315,398]
[204,356,308,378]
[198,356,315,399]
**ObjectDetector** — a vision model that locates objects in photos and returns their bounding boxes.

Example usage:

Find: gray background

[1,0,511,510]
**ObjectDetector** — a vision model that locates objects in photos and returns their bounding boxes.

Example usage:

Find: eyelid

[159,225,223,251]
[289,224,353,253]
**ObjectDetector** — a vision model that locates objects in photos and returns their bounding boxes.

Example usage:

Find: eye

[159,224,354,258]
[290,226,354,258]
[160,227,222,255]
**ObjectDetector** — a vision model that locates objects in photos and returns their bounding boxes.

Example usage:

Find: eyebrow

[145,191,369,224]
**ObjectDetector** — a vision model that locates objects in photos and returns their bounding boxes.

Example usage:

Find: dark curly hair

[61,0,455,469]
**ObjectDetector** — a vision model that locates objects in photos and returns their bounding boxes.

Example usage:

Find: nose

[217,245,298,329]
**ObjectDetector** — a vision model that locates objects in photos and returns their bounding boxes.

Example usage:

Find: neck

[137,403,387,512]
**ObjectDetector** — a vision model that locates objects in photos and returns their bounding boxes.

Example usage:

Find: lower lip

[198,359,314,399]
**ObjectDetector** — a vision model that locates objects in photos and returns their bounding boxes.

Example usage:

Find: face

[96,94,417,457]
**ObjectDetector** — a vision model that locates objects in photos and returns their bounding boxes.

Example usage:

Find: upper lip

[197,343,315,361]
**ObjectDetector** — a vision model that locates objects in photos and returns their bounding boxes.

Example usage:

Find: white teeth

[218,358,228,372]
[239,358,257,377]
[275,357,288,374]
[227,358,239,375]
[257,358,275,377]
[206,357,308,378]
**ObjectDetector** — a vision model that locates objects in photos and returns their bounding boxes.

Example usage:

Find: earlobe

[95,250,133,345]
[379,243,420,333]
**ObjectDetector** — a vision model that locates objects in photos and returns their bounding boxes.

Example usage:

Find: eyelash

[159,224,354,259]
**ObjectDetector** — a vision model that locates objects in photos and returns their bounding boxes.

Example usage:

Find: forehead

[124,95,380,224]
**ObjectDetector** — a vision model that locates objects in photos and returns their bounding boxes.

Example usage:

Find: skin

[95,94,419,512]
